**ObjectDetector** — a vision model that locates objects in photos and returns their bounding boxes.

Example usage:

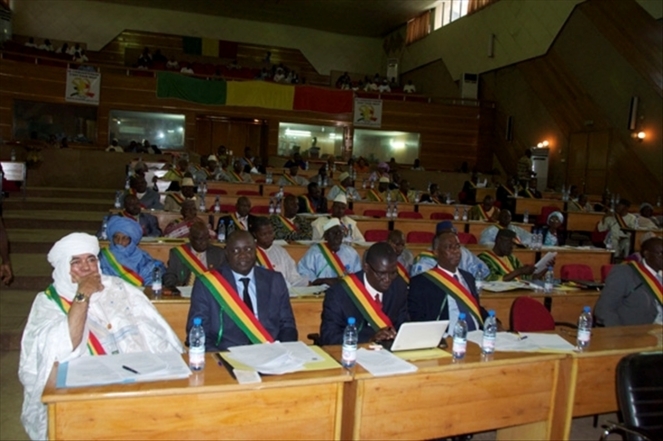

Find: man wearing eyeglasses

[319,242,408,345]
[186,230,297,351]
[19,233,183,441]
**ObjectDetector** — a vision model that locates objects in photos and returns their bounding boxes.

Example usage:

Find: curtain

[406,10,431,45]
[468,0,498,15]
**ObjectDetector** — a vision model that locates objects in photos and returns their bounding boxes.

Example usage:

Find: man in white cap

[19,233,182,441]
[163,177,203,212]
[326,171,361,201]
[297,218,362,286]
[220,159,254,183]
[311,194,365,242]
[366,177,392,202]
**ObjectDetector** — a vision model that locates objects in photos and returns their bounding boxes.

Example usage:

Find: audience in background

[403,80,416,93]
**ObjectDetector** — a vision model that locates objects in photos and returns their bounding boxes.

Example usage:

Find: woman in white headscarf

[542,211,565,246]
[19,233,182,441]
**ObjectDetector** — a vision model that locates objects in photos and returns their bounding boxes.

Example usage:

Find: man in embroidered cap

[310,193,365,242]
[164,177,203,212]
[366,176,392,202]
[297,218,361,286]
[19,233,182,440]
[326,171,361,201]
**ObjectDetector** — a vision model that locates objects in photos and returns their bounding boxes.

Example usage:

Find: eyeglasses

[227,246,255,256]
[70,255,98,267]
[367,262,398,279]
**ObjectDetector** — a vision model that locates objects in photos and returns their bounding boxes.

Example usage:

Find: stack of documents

[225,341,325,375]
[57,351,191,388]
[356,348,418,376]
[467,331,575,352]
[481,281,530,292]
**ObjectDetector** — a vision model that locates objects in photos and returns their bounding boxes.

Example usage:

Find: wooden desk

[633,228,663,251]
[150,211,223,232]
[513,198,564,216]
[417,204,471,219]
[393,219,464,237]
[475,187,496,202]
[333,345,569,440]
[551,247,612,281]
[43,353,349,440]
[263,183,307,196]
[351,201,416,216]
[204,194,275,209]
[353,219,390,235]
[566,212,603,231]
[206,181,262,196]
[558,324,662,438]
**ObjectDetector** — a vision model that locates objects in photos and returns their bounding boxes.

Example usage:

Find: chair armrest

[601,421,656,441]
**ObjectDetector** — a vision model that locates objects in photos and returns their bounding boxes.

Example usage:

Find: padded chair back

[206,188,227,195]
[269,191,293,197]
[538,205,564,227]
[457,232,477,244]
[237,190,260,196]
[344,209,354,215]
[430,212,454,220]
[364,230,389,242]
[250,206,270,214]
[397,211,423,219]
[601,264,614,283]
[560,264,594,282]
[591,225,608,247]
[220,204,235,213]
[363,209,386,218]
[510,296,555,332]
[616,352,663,441]
[407,231,434,244]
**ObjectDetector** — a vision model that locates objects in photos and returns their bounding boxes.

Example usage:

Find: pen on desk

[518,333,528,341]
[122,365,140,374]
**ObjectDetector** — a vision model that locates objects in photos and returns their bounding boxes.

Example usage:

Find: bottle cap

[348,317,356,325]
[583,306,591,313]
[488,310,495,317]
[193,317,202,326]
[458,312,466,320]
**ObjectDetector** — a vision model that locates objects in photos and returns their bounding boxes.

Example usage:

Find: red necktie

[374,294,382,311]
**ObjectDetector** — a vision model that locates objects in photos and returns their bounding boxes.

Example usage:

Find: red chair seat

[601,264,614,283]
[397,211,423,219]
[457,232,477,244]
[430,212,454,220]
[364,209,386,218]
[407,231,434,244]
[237,190,260,196]
[510,297,555,332]
[206,188,227,195]
[560,264,594,281]
[220,204,235,213]
[538,205,565,227]
[364,230,390,242]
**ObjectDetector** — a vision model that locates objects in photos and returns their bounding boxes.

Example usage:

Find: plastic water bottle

[446,193,452,204]
[561,184,566,199]
[100,217,109,240]
[124,176,131,190]
[462,207,468,221]
[213,196,221,213]
[393,203,398,218]
[341,317,358,368]
[152,266,163,297]
[452,313,468,359]
[10,148,16,161]
[347,224,354,241]
[475,272,484,292]
[386,191,392,203]
[604,232,613,251]
[217,221,226,243]
[362,179,367,189]
[370,180,375,189]
[323,176,328,187]
[317,175,322,187]
[227,221,235,236]
[268,200,275,215]
[577,306,592,350]
[198,196,206,213]
[544,266,554,294]
[453,206,459,220]
[414,191,420,204]
[275,201,282,215]
[114,191,122,209]
[304,161,309,170]
[634,213,640,229]
[189,317,206,371]
[657,196,661,208]
[523,210,529,224]
[386,203,393,219]
[278,185,284,199]
[481,310,497,355]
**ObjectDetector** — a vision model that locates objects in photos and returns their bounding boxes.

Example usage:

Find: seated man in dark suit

[409,229,491,333]
[595,237,662,326]
[102,194,161,238]
[298,182,328,214]
[186,230,297,351]
[320,242,408,345]
[518,177,542,198]
[216,196,257,234]
[163,220,226,290]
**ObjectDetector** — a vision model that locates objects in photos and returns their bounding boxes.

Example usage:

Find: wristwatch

[73,292,89,303]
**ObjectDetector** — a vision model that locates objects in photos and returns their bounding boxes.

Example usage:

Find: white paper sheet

[534,252,557,273]
[226,342,306,375]
[481,281,531,292]
[356,348,418,377]
[289,285,328,297]
[467,331,575,352]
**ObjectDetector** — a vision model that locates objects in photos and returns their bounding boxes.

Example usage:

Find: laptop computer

[377,320,449,352]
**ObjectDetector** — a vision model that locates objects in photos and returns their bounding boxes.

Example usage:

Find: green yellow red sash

[477,205,490,221]
[367,189,383,202]
[230,213,247,230]
[616,214,629,229]
[399,190,410,203]
[282,173,298,186]
[255,247,274,270]
[172,169,184,179]
[198,270,274,344]
[479,251,518,280]
[318,243,347,277]
[397,262,410,284]
[100,248,144,286]
[501,185,515,196]
[423,267,483,326]
[44,285,106,355]
[244,157,255,169]
[340,274,393,330]
[274,215,297,233]
[300,195,316,213]
[169,193,186,206]
[523,188,535,198]
[119,210,137,221]
[628,262,662,306]
[204,168,215,179]
[229,171,243,182]
[127,189,147,208]
[172,245,208,276]
[413,250,436,266]
[569,200,583,211]
[337,184,347,195]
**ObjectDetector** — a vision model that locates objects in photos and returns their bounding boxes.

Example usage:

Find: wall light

[285,128,312,137]
[631,131,646,142]
[536,140,549,148]
[390,140,405,150]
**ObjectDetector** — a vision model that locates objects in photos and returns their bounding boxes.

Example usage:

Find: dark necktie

[454,273,476,331]
[240,277,254,314]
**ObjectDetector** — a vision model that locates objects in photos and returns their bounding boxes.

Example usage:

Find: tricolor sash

[198,270,274,344]
[169,192,186,206]
[44,285,106,355]
[318,243,347,277]
[127,189,147,208]
[523,188,536,198]
[301,195,316,213]
[479,251,518,279]
[100,248,144,286]
[397,262,410,284]
[423,267,483,326]
[337,185,348,194]
[255,247,275,270]
[172,169,184,179]
[230,213,247,230]
[340,274,393,330]
[569,200,583,211]
[477,205,491,221]
[399,191,410,203]
[282,173,298,186]
[628,262,662,306]
[413,250,436,266]
[172,245,208,277]
[616,214,629,229]
[244,157,255,169]
[229,171,243,182]
[501,185,515,197]
[204,168,215,179]
[367,189,383,202]
[496,225,523,245]
[274,215,297,233]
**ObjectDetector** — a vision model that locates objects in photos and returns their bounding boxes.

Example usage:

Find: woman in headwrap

[99,216,165,286]
[542,211,565,246]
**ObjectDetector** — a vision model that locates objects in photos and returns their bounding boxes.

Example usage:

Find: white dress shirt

[262,244,309,287]
[231,268,258,318]
[363,274,382,303]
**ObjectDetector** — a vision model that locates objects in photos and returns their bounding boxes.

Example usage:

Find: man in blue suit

[186,230,297,351]
[409,229,490,333]
[320,242,409,345]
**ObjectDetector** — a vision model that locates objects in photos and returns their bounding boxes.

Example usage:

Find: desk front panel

[514,198,564,215]
[206,182,262,196]
[553,249,612,281]
[566,212,603,231]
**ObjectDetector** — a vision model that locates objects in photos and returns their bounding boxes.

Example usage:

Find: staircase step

[0,290,37,351]
[3,209,104,230]
[4,218,100,230]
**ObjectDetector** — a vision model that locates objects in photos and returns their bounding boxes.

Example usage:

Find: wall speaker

[628,96,639,131]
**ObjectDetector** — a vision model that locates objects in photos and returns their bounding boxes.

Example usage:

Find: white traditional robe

[260,244,309,288]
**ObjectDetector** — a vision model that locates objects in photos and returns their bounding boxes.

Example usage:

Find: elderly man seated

[99,216,166,286]
[597,199,637,258]
[478,229,542,281]
[278,165,309,187]
[100,194,161,239]
[478,209,532,247]
[366,177,391,202]
[19,233,182,440]
[298,218,362,287]
[311,194,365,242]
[326,172,362,201]
[469,195,500,222]
[165,200,213,239]
[220,160,254,183]
[216,196,257,233]
[121,175,163,210]
[164,177,203,212]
